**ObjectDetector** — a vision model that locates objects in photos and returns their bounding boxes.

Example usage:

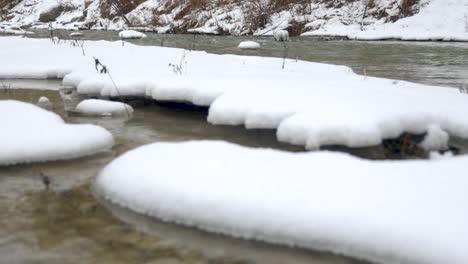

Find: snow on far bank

[119,30,147,39]
[0,25,33,35]
[75,99,133,116]
[0,100,113,166]
[1,36,468,150]
[238,41,261,49]
[302,0,468,41]
[95,140,468,264]
[1,0,467,42]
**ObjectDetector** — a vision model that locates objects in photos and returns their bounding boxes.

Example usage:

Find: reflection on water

[28,29,468,88]
[0,90,367,263]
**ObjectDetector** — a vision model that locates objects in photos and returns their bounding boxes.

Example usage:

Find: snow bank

[75,99,133,116]
[238,41,261,50]
[118,30,147,39]
[303,0,468,41]
[95,140,468,264]
[1,0,467,41]
[0,100,114,166]
[2,37,468,150]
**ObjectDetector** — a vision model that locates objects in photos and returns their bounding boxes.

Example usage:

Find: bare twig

[92,57,131,117]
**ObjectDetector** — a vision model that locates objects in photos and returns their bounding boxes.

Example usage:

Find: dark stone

[39,5,65,22]
[382,132,428,159]
[39,4,75,23]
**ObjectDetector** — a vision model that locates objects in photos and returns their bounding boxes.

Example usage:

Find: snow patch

[118,30,147,39]
[70,32,84,37]
[95,140,468,264]
[238,41,261,49]
[0,100,114,166]
[75,99,133,116]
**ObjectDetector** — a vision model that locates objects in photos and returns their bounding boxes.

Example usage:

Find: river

[1,31,467,263]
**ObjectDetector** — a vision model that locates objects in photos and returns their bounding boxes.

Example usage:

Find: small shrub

[288,20,305,37]
[99,0,145,20]
[399,0,418,17]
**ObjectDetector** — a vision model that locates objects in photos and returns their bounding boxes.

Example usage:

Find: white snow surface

[118,30,147,39]
[75,99,133,116]
[2,37,468,149]
[95,140,468,264]
[302,0,468,41]
[238,41,260,49]
[0,100,114,165]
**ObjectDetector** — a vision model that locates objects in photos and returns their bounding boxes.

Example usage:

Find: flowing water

[2,32,468,263]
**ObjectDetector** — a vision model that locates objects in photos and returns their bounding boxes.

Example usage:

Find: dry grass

[99,0,146,19]
[174,0,208,20]
[400,0,418,17]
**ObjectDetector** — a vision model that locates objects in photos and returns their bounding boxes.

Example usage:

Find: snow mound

[238,41,261,49]
[0,100,114,166]
[75,99,133,116]
[70,32,83,37]
[37,96,50,104]
[36,96,53,110]
[118,30,147,39]
[95,140,468,264]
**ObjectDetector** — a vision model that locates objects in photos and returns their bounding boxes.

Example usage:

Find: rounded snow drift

[0,100,114,166]
[238,41,261,50]
[95,140,468,264]
[70,32,84,37]
[75,99,133,117]
[119,30,147,39]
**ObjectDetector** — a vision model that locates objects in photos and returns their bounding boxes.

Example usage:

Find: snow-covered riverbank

[1,0,467,41]
[1,36,468,151]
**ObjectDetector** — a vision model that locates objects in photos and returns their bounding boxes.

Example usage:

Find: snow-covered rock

[118,30,147,39]
[75,99,133,116]
[2,37,468,150]
[70,32,84,37]
[37,96,50,104]
[0,100,114,165]
[238,41,261,49]
[273,30,289,42]
[36,96,53,110]
[95,140,468,264]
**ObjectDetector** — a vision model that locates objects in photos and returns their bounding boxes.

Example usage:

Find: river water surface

[1,32,467,263]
